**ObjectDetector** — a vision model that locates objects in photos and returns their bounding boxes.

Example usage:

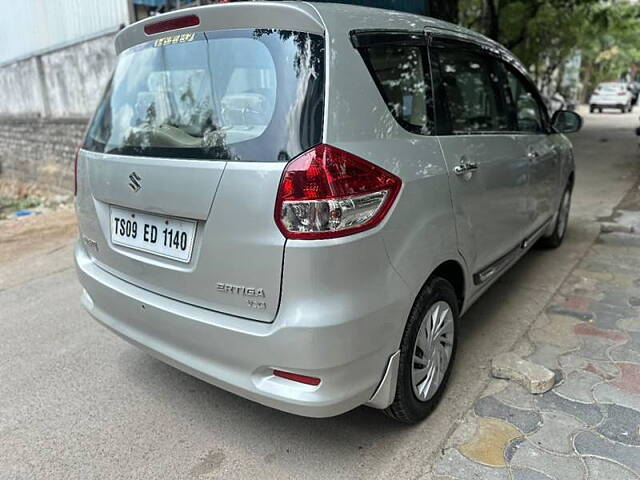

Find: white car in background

[589,82,633,113]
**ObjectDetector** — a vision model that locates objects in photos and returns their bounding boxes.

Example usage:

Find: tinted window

[437,50,508,134]
[85,29,324,162]
[360,44,432,134]
[503,67,544,133]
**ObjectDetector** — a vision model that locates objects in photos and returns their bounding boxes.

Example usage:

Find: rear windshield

[84,29,324,162]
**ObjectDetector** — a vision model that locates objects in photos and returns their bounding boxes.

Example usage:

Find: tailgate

[76,13,325,322]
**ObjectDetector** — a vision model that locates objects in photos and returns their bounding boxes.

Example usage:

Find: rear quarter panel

[318,5,467,316]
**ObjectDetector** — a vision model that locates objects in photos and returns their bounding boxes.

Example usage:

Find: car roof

[116,1,509,57]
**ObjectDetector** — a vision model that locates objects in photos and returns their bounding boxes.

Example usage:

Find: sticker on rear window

[154,33,195,47]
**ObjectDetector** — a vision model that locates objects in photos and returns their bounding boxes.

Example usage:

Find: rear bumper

[74,241,408,417]
[590,102,627,108]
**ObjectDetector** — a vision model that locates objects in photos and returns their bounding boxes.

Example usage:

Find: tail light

[73,146,80,196]
[618,91,626,96]
[144,14,200,35]
[275,144,401,240]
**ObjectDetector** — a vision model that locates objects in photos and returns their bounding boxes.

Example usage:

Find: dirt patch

[0,179,72,219]
[0,206,77,265]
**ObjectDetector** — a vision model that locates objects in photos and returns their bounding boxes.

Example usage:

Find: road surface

[1,109,639,479]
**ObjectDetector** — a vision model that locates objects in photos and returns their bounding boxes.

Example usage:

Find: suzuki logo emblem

[128,172,142,192]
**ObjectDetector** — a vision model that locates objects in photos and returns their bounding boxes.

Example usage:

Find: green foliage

[458,0,640,97]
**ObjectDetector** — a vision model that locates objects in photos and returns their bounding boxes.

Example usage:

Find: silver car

[74,2,582,423]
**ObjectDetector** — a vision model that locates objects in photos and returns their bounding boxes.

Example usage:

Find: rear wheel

[539,185,571,249]
[385,277,458,424]
[590,105,595,113]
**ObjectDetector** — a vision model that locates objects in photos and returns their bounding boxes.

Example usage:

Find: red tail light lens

[73,146,80,196]
[618,91,626,96]
[273,370,321,386]
[144,14,200,35]
[275,144,401,240]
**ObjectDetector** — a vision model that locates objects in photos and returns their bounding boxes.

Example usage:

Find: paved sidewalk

[433,184,640,480]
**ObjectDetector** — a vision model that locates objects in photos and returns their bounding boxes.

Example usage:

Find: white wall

[0,57,46,116]
[0,0,129,65]
[0,32,118,118]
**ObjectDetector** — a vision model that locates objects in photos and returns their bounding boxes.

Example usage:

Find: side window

[360,43,433,134]
[503,66,545,133]
[436,49,508,134]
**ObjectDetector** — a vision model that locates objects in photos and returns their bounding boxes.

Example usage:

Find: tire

[589,105,595,113]
[539,185,572,249]
[599,108,603,113]
[621,107,626,113]
[385,277,459,424]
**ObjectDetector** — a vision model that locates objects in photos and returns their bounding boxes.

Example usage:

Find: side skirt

[472,219,552,286]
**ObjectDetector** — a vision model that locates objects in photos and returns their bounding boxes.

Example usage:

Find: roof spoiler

[115,2,324,54]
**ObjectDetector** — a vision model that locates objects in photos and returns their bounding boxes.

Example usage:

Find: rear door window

[435,49,509,134]
[501,65,546,133]
[358,43,433,134]
[84,29,324,162]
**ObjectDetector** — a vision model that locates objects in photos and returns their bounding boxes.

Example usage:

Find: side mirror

[552,110,582,134]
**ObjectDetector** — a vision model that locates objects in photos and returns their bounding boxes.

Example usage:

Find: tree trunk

[485,0,499,41]
[428,0,459,24]
[582,60,593,104]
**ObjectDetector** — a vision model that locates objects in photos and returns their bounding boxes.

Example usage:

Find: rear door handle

[453,161,478,175]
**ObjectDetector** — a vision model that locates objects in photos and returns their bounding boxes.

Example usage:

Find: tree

[457,0,640,97]
[428,0,459,23]
[578,3,640,100]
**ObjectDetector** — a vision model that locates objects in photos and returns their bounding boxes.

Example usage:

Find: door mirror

[552,110,582,133]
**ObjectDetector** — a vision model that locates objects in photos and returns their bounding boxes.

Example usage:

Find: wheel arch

[427,259,466,311]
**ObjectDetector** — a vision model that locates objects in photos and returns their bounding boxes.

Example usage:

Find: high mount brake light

[275,144,401,240]
[144,14,200,35]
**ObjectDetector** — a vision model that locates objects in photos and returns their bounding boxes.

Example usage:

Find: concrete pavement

[433,174,640,479]
[1,109,639,479]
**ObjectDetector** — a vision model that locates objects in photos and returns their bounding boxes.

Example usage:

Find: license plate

[110,207,196,263]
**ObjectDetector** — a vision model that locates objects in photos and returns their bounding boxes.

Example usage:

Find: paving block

[526,344,572,371]
[494,383,537,411]
[594,381,640,413]
[553,370,603,403]
[529,314,581,350]
[491,353,556,394]
[511,469,554,480]
[444,409,480,449]
[533,391,603,426]
[597,403,640,446]
[575,431,640,473]
[526,411,585,454]
[474,396,542,434]
[458,417,522,467]
[584,457,639,480]
[434,448,510,480]
[618,317,640,333]
[611,362,640,395]
[509,441,585,480]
